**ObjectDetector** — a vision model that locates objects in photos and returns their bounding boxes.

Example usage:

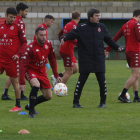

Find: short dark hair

[16,3,28,13]
[133,9,140,17]
[72,10,80,20]
[87,8,100,19]
[35,27,45,35]
[6,7,17,16]
[45,15,55,21]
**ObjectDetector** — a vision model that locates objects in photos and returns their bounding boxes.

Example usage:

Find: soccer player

[0,7,27,111]
[20,27,61,118]
[60,8,121,108]
[2,3,29,100]
[51,10,80,86]
[105,9,140,103]
[33,15,54,75]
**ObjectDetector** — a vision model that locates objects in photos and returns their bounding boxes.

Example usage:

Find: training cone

[18,129,30,134]
[18,111,28,115]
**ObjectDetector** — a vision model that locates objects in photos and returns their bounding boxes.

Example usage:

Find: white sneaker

[51,75,57,87]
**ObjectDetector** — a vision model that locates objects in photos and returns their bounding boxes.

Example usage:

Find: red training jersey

[106,18,140,53]
[19,40,59,85]
[14,16,25,31]
[33,23,47,41]
[0,21,27,61]
[59,20,77,55]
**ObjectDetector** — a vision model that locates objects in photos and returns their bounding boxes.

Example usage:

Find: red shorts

[0,60,19,77]
[25,69,51,89]
[59,51,77,67]
[126,52,140,67]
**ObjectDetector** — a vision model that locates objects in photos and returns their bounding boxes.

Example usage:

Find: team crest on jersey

[10,26,14,30]
[1,26,4,29]
[98,27,101,32]
[45,45,48,49]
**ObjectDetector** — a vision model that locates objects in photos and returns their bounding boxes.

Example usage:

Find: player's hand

[19,85,26,92]
[57,77,62,83]
[118,47,122,52]
[104,50,109,57]
[60,37,65,45]
[12,55,19,60]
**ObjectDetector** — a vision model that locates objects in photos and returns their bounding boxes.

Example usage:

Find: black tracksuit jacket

[61,19,120,73]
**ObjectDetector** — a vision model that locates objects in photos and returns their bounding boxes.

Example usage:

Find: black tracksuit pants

[73,72,107,104]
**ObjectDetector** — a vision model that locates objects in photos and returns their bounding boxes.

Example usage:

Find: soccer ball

[119,92,130,100]
[53,83,68,97]
[126,63,130,69]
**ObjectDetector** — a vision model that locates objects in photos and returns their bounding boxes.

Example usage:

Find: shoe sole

[2,98,14,100]
[97,106,106,108]
[29,115,35,118]
[133,101,140,102]
[73,106,83,108]
[9,109,21,112]
[118,97,132,103]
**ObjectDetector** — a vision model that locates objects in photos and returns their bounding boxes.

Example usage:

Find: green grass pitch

[0,60,140,140]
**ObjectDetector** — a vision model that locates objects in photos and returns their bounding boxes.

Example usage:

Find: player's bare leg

[62,63,78,84]
[72,63,78,74]
[41,88,52,100]
[124,68,140,89]
[119,67,140,103]
[5,77,11,88]
[9,77,21,112]
[132,76,140,102]
[2,76,28,100]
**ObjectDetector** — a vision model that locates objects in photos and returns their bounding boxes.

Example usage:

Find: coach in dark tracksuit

[61,8,121,108]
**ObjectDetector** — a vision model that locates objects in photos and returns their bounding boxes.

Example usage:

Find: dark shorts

[59,51,77,67]
[126,52,140,68]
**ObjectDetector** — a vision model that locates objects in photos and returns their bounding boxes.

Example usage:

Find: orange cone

[18,129,30,134]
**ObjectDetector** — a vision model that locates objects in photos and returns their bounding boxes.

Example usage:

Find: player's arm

[60,26,79,45]
[104,26,121,52]
[105,28,123,54]
[71,39,77,46]
[48,42,61,82]
[16,25,27,58]
[19,45,32,85]
[66,24,78,46]
[134,22,140,42]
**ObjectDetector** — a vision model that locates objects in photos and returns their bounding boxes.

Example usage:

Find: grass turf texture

[0,60,140,140]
